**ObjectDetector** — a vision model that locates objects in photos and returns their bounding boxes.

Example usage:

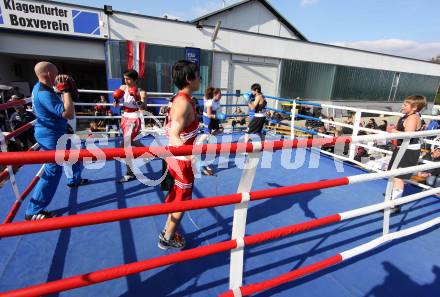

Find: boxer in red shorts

[112,69,147,183]
[158,60,201,250]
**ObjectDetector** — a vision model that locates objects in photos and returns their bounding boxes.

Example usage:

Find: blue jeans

[426,175,440,187]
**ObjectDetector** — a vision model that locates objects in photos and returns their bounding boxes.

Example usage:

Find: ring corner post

[229,150,261,290]
[349,110,362,160]
[290,98,297,140]
[383,138,410,235]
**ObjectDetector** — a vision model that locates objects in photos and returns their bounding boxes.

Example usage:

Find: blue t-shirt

[427,120,440,130]
[32,82,67,135]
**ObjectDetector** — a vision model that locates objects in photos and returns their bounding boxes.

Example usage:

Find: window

[106,42,212,94]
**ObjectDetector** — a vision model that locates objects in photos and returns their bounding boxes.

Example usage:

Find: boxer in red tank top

[112,69,148,183]
[159,60,201,250]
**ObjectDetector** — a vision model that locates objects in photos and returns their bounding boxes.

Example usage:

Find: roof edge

[191,0,308,41]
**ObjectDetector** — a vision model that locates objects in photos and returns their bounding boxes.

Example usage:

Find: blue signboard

[185,47,201,68]
[72,10,100,35]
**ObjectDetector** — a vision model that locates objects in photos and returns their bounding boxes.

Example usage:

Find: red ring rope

[3,173,41,224]
[0,137,351,165]
[0,214,341,297]
[0,177,349,237]
[219,255,343,297]
[0,144,38,184]
[0,98,30,111]
[0,169,11,184]
[3,122,35,142]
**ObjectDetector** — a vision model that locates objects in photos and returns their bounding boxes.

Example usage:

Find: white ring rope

[340,216,440,260]
[1,104,439,296]
[340,187,440,221]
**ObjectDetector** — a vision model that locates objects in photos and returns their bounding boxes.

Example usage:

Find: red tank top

[166,91,199,145]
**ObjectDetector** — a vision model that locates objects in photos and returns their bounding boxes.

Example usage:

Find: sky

[57,0,440,60]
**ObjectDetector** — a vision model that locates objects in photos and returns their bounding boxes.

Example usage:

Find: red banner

[127,40,146,78]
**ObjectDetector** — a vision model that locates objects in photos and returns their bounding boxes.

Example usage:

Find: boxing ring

[1,93,440,297]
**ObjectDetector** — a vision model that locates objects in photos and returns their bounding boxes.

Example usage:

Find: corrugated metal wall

[331,66,394,101]
[279,60,335,100]
[394,73,440,101]
[279,59,440,102]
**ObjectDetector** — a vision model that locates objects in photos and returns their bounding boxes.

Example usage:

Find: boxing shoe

[158,232,186,250]
[25,210,56,221]
[118,175,136,183]
[67,179,89,188]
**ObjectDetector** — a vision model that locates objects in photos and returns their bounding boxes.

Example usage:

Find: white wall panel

[232,54,250,62]
[279,22,293,39]
[232,63,278,110]
[249,56,265,64]
[212,52,230,90]
[0,32,105,61]
[108,12,440,77]
[199,1,298,39]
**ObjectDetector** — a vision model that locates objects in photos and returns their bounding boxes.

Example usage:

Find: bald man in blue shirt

[25,62,77,220]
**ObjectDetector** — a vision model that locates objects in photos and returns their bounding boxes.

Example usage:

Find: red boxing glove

[128,86,141,101]
[55,75,78,100]
[113,88,124,100]
[55,75,74,93]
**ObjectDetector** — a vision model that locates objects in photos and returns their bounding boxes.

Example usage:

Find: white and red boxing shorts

[165,157,194,203]
[121,111,141,143]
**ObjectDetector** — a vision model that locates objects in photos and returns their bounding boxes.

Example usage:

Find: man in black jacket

[9,94,36,150]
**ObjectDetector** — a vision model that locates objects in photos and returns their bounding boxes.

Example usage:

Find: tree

[432,55,440,64]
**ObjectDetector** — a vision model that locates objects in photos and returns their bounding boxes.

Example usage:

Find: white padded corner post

[229,151,261,289]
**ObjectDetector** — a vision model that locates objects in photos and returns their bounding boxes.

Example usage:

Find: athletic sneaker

[380,206,401,214]
[25,210,56,221]
[67,179,89,188]
[158,232,186,250]
[158,229,185,240]
[390,206,401,214]
[159,229,166,241]
[117,175,136,183]
[202,166,214,176]
[381,193,401,214]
